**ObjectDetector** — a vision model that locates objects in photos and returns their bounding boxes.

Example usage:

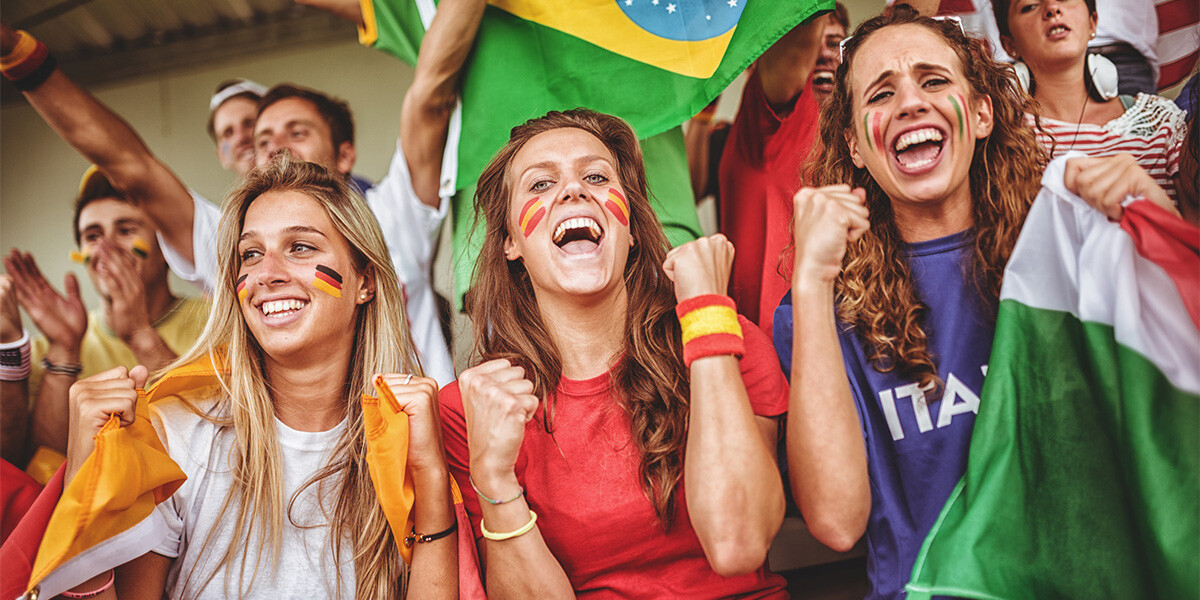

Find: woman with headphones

[994,0,1186,203]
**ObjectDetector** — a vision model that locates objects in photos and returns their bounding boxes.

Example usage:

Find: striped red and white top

[1032,94,1187,202]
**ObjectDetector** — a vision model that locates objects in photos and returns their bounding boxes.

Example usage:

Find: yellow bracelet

[480,510,538,541]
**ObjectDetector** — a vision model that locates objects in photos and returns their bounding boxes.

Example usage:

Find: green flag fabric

[906,157,1200,599]
[361,0,829,305]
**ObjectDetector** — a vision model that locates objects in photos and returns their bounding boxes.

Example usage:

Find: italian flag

[907,156,1199,599]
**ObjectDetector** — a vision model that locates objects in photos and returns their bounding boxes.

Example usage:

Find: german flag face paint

[518,198,546,238]
[236,274,249,302]
[130,238,150,259]
[313,265,343,298]
[604,188,630,226]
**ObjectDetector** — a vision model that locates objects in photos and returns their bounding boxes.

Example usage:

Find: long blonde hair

[811,6,1046,391]
[467,109,690,524]
[162,155,421,598]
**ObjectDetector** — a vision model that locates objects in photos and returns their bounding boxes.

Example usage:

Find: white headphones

[1012,53,1119,102]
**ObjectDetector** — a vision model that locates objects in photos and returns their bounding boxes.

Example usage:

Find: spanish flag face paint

[313,265,343,298]
[518,198,546,238]
[130,238,150,259]
[604,188,629,226]
[236,274,249,302]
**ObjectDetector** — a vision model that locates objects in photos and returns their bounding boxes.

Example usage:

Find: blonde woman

[60,157,457,598]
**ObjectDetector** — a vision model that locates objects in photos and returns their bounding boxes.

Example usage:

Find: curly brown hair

[467,109,690,524]
[809,5,1047,391]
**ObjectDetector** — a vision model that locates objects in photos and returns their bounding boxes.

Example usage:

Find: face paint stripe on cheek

[131,238,150,259]
[236,274,249,302]
[518,198,546,238]
[604,188,630,226]
[871,112,884,153]
[863,112,874,152]
[70,250,91,265]
[949,94,966,140]
[313,265,343,298]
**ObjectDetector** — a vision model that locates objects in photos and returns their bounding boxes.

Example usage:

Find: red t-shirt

[719,68,821,335]
[440,317,789,598]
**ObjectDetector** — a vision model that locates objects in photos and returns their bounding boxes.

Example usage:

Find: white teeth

[1049,25,1068,35]
[261,299,306,316]
[894,128,944,152]
[903,156,936,169]
[552,217,602,244]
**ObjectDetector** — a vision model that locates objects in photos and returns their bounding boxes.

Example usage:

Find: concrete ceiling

[2,0,356,103]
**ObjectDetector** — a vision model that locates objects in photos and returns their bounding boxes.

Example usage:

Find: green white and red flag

[907,156,1199,600]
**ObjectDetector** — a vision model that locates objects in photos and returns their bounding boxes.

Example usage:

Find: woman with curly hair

[60,156,458,599]
[773,6,1179,599]
[440,108,789,598]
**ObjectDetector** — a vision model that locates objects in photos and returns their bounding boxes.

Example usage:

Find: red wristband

[676,294,745,367]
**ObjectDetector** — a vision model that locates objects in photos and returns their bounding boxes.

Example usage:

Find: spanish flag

[0,354,485,599]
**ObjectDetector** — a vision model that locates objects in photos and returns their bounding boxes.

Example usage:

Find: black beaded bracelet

[404,520,458,548]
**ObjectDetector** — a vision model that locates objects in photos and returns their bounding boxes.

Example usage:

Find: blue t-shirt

[773,231,993,600]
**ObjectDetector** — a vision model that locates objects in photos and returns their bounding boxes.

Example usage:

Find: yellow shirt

[29,296,211,407]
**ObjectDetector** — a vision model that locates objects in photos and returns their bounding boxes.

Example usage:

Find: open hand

[5,249,87,353]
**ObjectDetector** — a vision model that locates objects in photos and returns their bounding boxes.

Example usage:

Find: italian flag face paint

[131,238,150,259]
[949,93,967,141]
[236,274,249,302]
[313,265,343,298]
[518,198,546,238]
[604,188,630,226]
[870,111,884,154]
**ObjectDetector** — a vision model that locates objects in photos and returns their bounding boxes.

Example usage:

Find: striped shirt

[1032,94,1186,202]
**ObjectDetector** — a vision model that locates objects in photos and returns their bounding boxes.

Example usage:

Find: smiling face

[213,96,258,177]
[236,190,372,361]
[1001,0,1095,69]
[846,24,993,216]
[502,128,634,300]
[812,15,848,103]
[77,198,169,288]
[254,98,353,175]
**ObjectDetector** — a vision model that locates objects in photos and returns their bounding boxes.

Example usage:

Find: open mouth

[892,127,945,171]
[259,298,308,318]
[552,217,604,255]
[813,70,835,89]
[1047,23,1070,38]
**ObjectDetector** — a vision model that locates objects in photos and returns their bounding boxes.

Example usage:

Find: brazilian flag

[359,0,830,305]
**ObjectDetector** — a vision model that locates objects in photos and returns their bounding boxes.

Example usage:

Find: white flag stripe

[30,512,170,600]
[1000,155,1200,395]
[1157,25,1200,64]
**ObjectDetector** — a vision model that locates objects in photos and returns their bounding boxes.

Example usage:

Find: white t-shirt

[150,396,355,599]
[157,141,456,386]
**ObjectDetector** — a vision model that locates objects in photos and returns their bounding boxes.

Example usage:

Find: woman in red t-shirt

[440,108,791,598]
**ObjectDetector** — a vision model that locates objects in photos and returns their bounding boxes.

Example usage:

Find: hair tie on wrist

[2,30,57,91]
[676,294,745,367]
[470,475,525,505]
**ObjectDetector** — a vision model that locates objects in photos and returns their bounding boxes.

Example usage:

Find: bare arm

[460,360,574,599]
[115,551,173,599]
[1,24,197,265]
[786,186,872,552]
[664,235,785,575]
[0,275,28,462]
[756,13,826,108]
[294,0,365,26]
[400,0,486,207]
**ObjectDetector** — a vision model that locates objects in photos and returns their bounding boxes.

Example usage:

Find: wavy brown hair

[809,6,1047,391]
[466,109,689,524]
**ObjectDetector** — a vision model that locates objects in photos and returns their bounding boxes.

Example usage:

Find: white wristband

[0,329,32,381]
